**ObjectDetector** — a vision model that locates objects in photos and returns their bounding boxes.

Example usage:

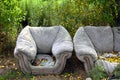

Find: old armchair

[74,26,120,75]
[14,26,73,75]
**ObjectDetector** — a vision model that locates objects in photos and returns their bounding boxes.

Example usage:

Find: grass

[0,69,32,80]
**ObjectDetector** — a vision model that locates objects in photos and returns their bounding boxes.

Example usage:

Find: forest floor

[0,53,88,80]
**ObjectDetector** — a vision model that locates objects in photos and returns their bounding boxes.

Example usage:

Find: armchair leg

[84,55,93,74]
[53,53,68,74]
[17,53,31,74]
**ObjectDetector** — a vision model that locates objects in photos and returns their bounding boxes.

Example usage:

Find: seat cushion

[84,26,113,53]
[32,54,55,66]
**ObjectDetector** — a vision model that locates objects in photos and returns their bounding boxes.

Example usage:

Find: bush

[0,0,25,26]
[114,64,120,78]
[0,69,34,80]
[19,0,117,37]
[0,0,118,54]
[89,65,107,80]
[0,0,25,55]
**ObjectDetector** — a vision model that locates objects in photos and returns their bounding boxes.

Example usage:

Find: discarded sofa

[14,26,73,75]
[73,26,120,75]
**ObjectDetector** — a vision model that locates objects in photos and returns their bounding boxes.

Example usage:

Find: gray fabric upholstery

[84,26,113,53]
[29,26,60,54]
[14,26,37,60]
[14,25,73,74]
[74,27,96,53]
[73,27,98,73]
[113,27,120,52]
[52,27,73,58]
[74,26,119,75]
[73,27,97,61]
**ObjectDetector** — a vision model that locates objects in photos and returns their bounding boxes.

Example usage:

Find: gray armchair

[14,26,73,75]
[73,26,120,75]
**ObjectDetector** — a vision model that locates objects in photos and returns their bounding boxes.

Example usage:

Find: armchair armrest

[75,45,98,73]
[74,27,97,62]
[52,26,73,58]
[52,41,73,58]
[73,27,100,73]
[14,26,37,61]
[75,45,97,61]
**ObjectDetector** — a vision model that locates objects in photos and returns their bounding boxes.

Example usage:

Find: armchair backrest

[113,27,120,52]
[29,26,60,54]
[84,26,113,53]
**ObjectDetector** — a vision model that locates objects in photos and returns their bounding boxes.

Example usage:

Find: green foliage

[0,0,25,55]
[0,0,119,54]
[19,0,117,37]
[0,0,25,26]
[114,64,120,78]
[0,69,34,80]
[0,27,17,55]
[89,65,107,80]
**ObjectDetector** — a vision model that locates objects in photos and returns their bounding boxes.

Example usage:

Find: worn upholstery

[113,27,120,52]
[74,26,119,74]
[14,25,73,75]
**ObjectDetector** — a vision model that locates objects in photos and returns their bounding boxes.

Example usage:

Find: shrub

[114,64,120,78]
[19,0,117,37]
[0,0,118,55]
[0,0,25,55]
[89,65,107,80]
[0,0,25,26]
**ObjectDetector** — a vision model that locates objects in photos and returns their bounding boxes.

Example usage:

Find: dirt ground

[0,53,87,80]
